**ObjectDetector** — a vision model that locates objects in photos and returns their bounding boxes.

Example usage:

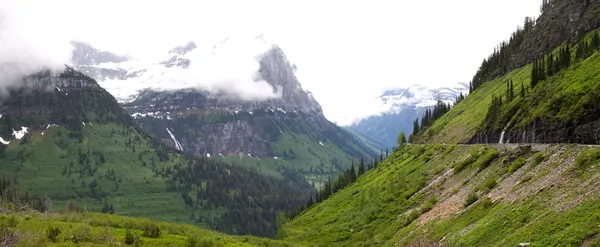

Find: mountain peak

[168,41,197,55]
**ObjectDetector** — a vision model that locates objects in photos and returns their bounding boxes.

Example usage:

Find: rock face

[70,40,373,165]
[470,119,600,145]
[0,68,129,137]
[486,0,600,80]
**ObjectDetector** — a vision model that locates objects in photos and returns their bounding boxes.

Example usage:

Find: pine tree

[469,81,473,93]
[565,42,571,68]
[358,159,365,176]
[593,31,600,48]
[531,59,539,87]
[412,119,420,136]
[398,131,407,147]
[509,80,514,100]
[350,163,357,183]
[521,82,526,98]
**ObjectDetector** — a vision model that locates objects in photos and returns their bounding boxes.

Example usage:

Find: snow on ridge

[12,127,28,140]
[0,137,9,145]
[165,128,184,151]
[319,141,325,147]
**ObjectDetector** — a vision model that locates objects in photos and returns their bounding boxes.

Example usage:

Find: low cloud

[100,36,280,102]
[0,0,74,95]
[156,36,280,101]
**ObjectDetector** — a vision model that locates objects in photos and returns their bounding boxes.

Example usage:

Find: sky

[1,0,542,125]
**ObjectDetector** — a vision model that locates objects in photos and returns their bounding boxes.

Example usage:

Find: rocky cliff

[481,0,600,82]
[69,40,374,179]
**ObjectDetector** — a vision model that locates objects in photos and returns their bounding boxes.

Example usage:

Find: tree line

[470,16,536,93]
[408,92,465,143]
[286,152,390,219]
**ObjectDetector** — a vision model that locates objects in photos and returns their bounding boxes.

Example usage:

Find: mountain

[70,38,375,184]
[0,68,313,237]
[279,1,600,246]
[349,83,467,148]
[282,144,600,246]
[415,3,600,145]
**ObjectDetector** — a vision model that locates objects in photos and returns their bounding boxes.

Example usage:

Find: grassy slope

[0,211,300,246]
[283,144,600,246]
[0,124,197,225]
[216,131,364,187]
[418,29,600,144]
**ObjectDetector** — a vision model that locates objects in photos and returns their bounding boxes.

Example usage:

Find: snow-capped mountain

[69,38,374,180]
[378,83,469,115]
[350,83,468,148]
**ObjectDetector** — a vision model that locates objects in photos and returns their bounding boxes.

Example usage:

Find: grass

[0,124,195,224]
[417,28,600,144]
[283,144,600,246]
[0,210,299,246]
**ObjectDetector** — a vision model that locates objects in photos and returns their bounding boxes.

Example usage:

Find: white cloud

[98,36,279,101]
[0,0,74,93]
[0,0,542,124]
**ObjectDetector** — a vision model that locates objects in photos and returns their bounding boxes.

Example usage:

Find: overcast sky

[2,0,541,125]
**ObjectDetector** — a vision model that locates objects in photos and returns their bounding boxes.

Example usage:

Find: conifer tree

[350,163,357,183]
[521,82,526,98]
[398,131,407,147]
[509,80,514,100]
[358,159,365,176]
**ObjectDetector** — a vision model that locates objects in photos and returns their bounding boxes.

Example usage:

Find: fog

[0,0,73,94]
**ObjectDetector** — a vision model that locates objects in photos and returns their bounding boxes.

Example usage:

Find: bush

[474,149,500,170]
[46,226,61,243]
[574,149,600,171]
[70,224,93,243]
[508,157,527,173]
[142,221,161,238]
[0,223,18,246]
[197,237,226,247]
[7,215,18,227]
[454,154,477,173]
[531,153,546,167]
[482,177,498,193]
[420,197,439,214]
[187,234,199,247]
[464,192,479,207]
[124,228,142,246]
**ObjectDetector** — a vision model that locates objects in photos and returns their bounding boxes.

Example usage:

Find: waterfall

[499,120,513,144]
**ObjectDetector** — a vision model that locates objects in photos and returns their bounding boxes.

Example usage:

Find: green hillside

[417,28,600,144]
[0,69,312,238]
[0,210,300,246]
[282,144,600,246]
[133,110,376,186]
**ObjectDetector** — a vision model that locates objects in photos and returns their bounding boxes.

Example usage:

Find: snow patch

[0,137,9,145]
[274,157,279,160]
[319,141,325,147]
[12,127,28,140]
[46,124,58,129]
[276,108,287,114]
[165,128,184,151]
[82,122,86,126]
[206,153,211,158]
[247,153,252,157]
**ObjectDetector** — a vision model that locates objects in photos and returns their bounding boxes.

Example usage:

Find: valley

[1,0,600,246]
